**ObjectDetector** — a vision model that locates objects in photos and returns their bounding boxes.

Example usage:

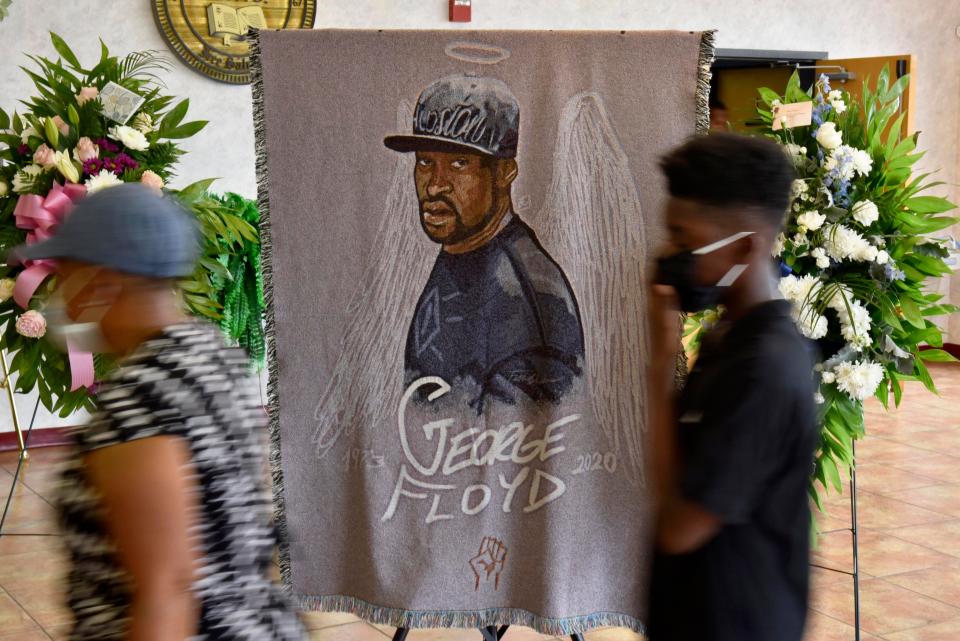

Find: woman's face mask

[655,231,754,312]
[45,267,119,354]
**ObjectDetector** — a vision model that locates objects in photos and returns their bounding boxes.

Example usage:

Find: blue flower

[884,263,906,281]
[819,74,832,94]
[779,260,793,277]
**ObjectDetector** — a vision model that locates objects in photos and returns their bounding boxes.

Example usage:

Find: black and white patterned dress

[56,322,305,640]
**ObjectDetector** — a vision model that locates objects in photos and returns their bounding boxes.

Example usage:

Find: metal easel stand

[849,442,861,641]
[811,442,861,641]
[0,350,28,460]
[0,391,42,538]
[392,624,586,641]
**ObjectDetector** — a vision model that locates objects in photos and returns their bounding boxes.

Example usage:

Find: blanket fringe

[297,594,645,636]
[248,28,294,592]
[696,30,717,136]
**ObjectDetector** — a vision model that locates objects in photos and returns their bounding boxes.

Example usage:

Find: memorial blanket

[251,28,714,635]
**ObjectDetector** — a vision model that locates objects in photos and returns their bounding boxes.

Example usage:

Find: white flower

[823,147,858,180]
[771,232,786,258]
[791,179,809,201]
[797,210,826,232]
[821,371,836,384]
[829,294,872,350]
[84,169,123,194]
[108,125,149,151]
[851,200,880,227]
[827,91,848,115]
[814,392,825,404]
[851,149,873,176]
[832,100,847,115]
[816,122,843,150]
[833,360,885,401]
[797,310,829,339]
[0,279,14,302]
[779,274,820,304]
[810,247,831,269]
[876,250,889,265]
[771,99,782,109]
[0,181,7,198]
[20,125,38,145]
[823,224,875,262]
[132,112,155,134]
[792,231,809,248]
[825,146,871,179]
[784,143,807,159]
[779,275,830,339]
[12,164,43,194]
[778,275,802,302]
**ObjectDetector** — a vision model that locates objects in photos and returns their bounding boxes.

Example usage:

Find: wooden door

[816,55,916,136]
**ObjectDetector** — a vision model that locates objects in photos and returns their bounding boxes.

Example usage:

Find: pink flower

[15,310,47,339]
[75,86,99,106]
[33,143,56,169]
[140,170,164,192]
[52,115,70,137]
[75,137,99,162]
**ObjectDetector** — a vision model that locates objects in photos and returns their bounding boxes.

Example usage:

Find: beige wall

[0,0,957,430]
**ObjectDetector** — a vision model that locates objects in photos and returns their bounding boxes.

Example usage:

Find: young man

[647,133,817,641]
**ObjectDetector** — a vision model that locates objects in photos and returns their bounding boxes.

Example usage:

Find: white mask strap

[692,231,755,256]
[716,263,749,287]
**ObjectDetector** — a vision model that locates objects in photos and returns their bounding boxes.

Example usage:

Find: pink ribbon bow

[12,182,95,391]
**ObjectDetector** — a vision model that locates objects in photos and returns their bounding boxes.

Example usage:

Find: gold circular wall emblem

[152,0,317,84]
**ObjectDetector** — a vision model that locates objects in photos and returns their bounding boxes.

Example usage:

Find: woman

[14,184,306,641]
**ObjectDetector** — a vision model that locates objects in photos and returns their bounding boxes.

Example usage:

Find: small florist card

[772,101,813,130]
[98,82,145,124]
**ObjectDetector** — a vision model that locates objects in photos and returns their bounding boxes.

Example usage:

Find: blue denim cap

[384,74,520,159]
[12,183,200,278]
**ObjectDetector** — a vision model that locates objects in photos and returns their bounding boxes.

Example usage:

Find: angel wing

[535,92,650,487]
[312,101,434,459]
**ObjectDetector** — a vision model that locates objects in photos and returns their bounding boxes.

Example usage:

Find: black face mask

[655,232,755,313]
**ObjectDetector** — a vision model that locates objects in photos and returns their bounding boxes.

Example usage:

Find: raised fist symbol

[470,536,508,590]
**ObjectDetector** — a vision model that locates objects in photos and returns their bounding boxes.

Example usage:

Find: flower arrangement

[0,33,265,417]
[687,69,957,513]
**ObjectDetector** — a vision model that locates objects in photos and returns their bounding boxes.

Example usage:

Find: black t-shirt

[648,300,818,641]
[405,215,585,409]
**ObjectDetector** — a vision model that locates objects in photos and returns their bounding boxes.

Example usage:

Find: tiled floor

[1,363,957,641]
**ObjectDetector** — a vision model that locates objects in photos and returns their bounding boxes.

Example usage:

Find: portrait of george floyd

[254,29,710,634]
[384,74,586,412]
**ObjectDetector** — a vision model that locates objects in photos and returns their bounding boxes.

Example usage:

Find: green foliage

[0,33,265,416]
[209,193,265,364]
[178,188,265,365]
